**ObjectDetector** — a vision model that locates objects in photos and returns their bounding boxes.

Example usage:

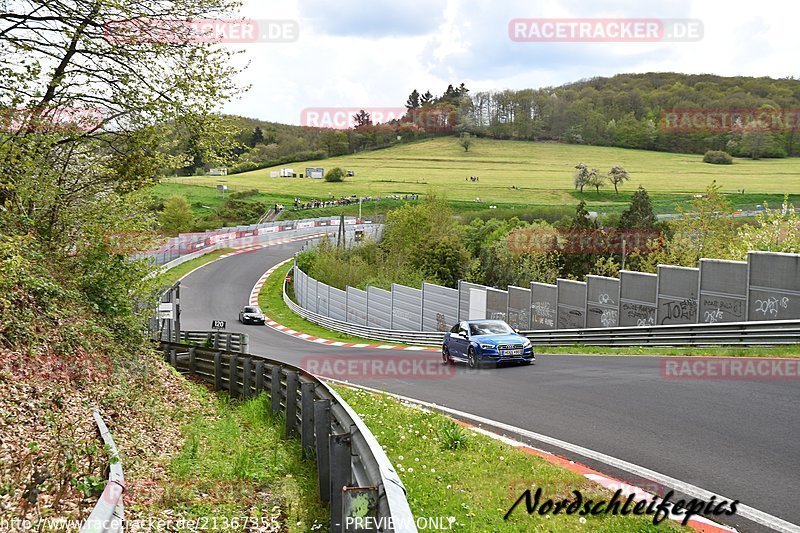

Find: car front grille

[497,344,524,350]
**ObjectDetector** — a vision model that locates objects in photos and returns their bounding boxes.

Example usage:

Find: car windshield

[244,306,261,313]
[469,321,513,335]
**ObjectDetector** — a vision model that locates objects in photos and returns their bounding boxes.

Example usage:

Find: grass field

[161,138,800,213]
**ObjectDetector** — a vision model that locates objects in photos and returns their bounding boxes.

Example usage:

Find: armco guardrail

[80,411,124,533]
[160,340,417,532]
[285,267,800,347]
[137,216,377,267]
[176,330,249,353]
[520,319,800,346]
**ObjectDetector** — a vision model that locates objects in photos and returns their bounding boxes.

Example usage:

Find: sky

[222,0,800,125]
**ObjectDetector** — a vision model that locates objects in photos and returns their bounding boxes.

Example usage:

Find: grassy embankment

[160,137,800,217]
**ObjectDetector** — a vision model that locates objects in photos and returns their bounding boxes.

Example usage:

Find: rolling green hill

[162,137,800,210]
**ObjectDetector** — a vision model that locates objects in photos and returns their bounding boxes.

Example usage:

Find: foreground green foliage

[137,392,327,532]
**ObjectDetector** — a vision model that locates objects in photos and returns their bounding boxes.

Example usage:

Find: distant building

[209,167,228,176]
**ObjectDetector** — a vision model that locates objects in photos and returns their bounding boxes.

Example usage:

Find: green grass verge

[133,389,327,531]
[257,262,400,346]
[335,385,683,532]
[536,345,800,357]
[152,248,235,287]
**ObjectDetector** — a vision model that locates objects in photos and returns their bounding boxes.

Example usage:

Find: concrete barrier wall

[291,249,800,333]
[698,259,747,324]
[656,265,699,326]
[391,284,423,331]
[619,270,657,327]
[530,282,557,330]
[747,252,800,321]
[507,286,532,331]
[486,288,509,322]
[557,279,587,329]
[586,275,620,328]
[422,283,459,332]
[367,286,392,329]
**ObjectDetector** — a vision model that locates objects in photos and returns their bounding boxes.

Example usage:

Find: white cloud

[223,0,800,124]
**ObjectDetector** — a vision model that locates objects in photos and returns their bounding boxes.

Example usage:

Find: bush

[324,167,345,182]
[703,150,733,164]
[229,188,260,199]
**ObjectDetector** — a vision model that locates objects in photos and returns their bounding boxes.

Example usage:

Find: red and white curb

[249,261,439,352]
[329,380,738,533]
[457,422,735,532]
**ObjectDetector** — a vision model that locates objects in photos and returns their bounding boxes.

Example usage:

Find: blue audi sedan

[442,320,534,369]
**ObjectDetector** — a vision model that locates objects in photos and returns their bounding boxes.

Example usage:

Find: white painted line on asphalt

[324,379,799,533]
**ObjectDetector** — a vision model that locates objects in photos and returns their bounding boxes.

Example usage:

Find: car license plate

[502,349,523,356]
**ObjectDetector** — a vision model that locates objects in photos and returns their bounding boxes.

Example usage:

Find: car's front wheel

[467,347,479,369]
[442,345,453,365]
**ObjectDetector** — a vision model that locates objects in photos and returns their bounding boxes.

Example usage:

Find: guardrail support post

[228,354,239,398]
[169,348,177,368]
[241,334,249,354]
[343,487,378,533]
[330,431,352,532]
[314,400,331,502]
[213,331,220,350]
[214,351,223,390]
[226,333,233,352]
[270,366,282,415]
[163,345,170,363]
[188,347,196,374]
[242,357,253,399]
[285,371,299,437]
[254,360,265,395]
[300,382,315,458]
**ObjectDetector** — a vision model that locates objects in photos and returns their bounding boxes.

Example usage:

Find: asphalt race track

[179,240,800,532]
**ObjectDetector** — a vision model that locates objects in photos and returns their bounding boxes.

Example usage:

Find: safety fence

[136,216,373,267]
[160,340,417,532]
[286,270,800,347]
[80,412,124,533]
[293,251,800,334]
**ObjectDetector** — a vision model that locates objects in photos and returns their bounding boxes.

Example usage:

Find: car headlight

[479,343,496,350]
[522,339,532,348]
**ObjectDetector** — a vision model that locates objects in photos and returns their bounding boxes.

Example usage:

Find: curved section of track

[179,240,800,531]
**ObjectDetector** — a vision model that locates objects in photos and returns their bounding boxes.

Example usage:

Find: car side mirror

[459,330,468,338]
[513,328,520,334]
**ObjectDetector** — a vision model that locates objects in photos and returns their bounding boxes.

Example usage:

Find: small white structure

[269,171,279,178]
[209,167,228,176]
[280,168,294,177]
[306,167,324,179]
